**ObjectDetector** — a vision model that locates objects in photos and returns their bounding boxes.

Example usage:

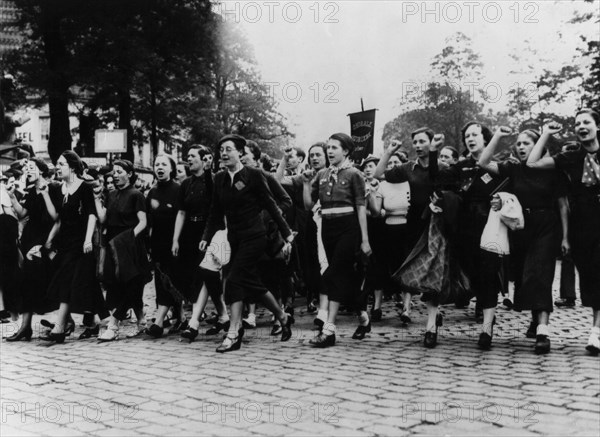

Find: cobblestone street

[1,263,599,436]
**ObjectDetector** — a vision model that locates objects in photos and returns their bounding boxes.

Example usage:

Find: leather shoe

[309,332,335,348]
[216,328,244,353]
[271,323,282,336]
[423,331,437,348]
[400,311,411,325]
[146,324,164,338]
[352,323,371,340]
[370,308,382,322]
[39,331,66,344]
[313,317,325,329]
[206,320,230,335]
[555,298,575,308]
[78,325,99,339]
[478,332,492,350]
[5,327,33,342]
[535,335,551,354]
[181,327,199,343]
[281,314,294,342]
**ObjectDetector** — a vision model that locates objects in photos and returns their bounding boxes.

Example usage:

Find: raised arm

[302,169,317,211]
[479,127,511,174]
[527,122,562,169]
[374,140,402,180]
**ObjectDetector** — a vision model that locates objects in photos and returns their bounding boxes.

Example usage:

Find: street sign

[94,129,127,153]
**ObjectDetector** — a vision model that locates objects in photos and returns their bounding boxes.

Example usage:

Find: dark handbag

[262,211,286,259]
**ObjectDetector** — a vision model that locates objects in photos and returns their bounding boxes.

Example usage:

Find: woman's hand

[430,133,445,151]
[83,240,93,254]
[199,240,208,252]
[172,241,179,257]
[494,126,512,138]
[490,194,503,211]
[44,239,53,250]
[543,121,562,136]
[385,139,402,155]
[361,240,372,257]
[561,238,571,256]
[301,169,316,183]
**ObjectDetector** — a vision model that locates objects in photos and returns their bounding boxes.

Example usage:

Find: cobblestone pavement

[1,262,599,436]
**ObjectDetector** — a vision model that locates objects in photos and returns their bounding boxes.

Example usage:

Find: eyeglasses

[202,157,212,162]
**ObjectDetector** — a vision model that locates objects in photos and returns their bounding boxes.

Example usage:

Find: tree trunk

[118,88,134,162]
[41,2,71,164]
[150,83,158,159]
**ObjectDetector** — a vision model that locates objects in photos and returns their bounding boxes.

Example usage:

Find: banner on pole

[348,109,376,163]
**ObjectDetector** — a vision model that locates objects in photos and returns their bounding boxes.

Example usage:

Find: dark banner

[348,109,376,163]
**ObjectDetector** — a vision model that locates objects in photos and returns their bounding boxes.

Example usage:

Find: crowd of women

[0,108,598,355]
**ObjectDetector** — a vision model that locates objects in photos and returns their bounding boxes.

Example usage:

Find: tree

[383,33,486,154]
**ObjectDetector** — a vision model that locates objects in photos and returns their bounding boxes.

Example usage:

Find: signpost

[94,129,126,165]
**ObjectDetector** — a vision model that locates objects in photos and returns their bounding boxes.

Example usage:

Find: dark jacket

[106,229,152,285]
[203,166,292,243]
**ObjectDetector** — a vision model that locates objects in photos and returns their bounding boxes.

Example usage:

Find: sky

[217,0,599,154]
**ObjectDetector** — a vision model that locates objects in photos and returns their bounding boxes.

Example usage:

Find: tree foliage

[3,0,291,163]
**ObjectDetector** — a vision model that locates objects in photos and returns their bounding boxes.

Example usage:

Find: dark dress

[203,166,292,305]
[176,173,212,301]
[430,152,506,308]
[0,212,20,313]
[498,162,566,312]
[554,147,600,310]
[104,185,148,318]
[46,182,104,314]
[311,166,366,305]
[147,180,180,307]
[19,183,62,313]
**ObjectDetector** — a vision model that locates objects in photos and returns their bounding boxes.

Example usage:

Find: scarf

[327,159,353,184]
[582,152,600,187]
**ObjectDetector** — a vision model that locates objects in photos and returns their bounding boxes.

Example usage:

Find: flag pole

[361,98,364,112]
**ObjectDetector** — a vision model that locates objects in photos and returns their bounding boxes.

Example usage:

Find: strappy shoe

[216,328,244,353]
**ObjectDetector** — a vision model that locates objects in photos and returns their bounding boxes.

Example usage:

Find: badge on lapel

[234,181,246,191]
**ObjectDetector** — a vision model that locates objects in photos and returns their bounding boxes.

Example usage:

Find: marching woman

[172,145,229,337]
[5,158,60,341]
[303,133,372,347]
[95,160,151,341]
[367,148,412,322]
[479,127,568,353]
[527,110,600,355]
[361,155,388,323]
[429,123,506,349]
[144,154,181,338]
[200,134,295,353]
[41,151,104,343]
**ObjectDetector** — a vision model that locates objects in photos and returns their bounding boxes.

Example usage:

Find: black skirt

[223,233,269,305]
[570,202,600,310]
[0,215,21,312]
[511,210,561,312]
[321,215,362,305]
[46,249,105,314]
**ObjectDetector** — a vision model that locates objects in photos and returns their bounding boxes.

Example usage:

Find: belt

[321,206,354,216]
[188,215,206,222]
[523,208,554,213]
